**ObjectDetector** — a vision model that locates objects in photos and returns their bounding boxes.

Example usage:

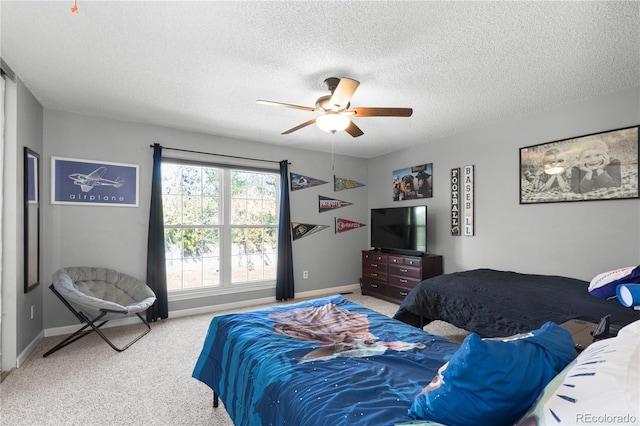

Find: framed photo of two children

[519,125,639,204]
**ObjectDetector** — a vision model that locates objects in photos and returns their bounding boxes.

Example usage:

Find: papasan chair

[43,267,157,357]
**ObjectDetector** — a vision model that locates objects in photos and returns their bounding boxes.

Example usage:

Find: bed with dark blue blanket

[192,295,460,426]
[393,269,640,337]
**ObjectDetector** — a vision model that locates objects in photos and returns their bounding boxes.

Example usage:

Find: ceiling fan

[256,77,413,137]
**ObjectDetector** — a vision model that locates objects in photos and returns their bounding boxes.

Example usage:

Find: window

[162,160,279,293]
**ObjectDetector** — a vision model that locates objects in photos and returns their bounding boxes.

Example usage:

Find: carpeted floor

[0,293,469,426]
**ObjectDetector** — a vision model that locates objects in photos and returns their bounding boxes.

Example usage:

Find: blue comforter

[192,295,460,426]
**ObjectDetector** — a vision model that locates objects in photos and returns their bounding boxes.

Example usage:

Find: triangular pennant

[335,217,366,234]
[318,195,353,213]
[291,222,330,240]
[290,173,328,191]
[334,175,365,191]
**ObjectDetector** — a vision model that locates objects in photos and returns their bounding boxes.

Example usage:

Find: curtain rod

[150,144,290,165]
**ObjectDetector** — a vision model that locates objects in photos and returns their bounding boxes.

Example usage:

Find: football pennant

[291,222,330,240]
[334,175,365,191]
[318,195,353,213]
[335,217,366,234]
[290,173,328,191]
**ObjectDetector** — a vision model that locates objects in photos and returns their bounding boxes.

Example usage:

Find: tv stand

[361,250,443,304]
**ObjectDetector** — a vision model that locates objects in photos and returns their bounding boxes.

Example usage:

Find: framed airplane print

[51,157,139,207]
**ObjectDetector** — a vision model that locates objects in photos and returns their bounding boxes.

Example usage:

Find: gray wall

[42,110,368,328]
[2,78,44,371]
[16,80,44,352]
[368,87,640,281]
[5,83,639,364]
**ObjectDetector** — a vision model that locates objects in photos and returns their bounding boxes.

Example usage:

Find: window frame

[161,156,280,301]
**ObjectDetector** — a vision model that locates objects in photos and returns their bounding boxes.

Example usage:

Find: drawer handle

[400,279,407,283]
[400,268,408,273]
[400,291,408,296]
[371,273,378,277]
[371,284,378,288]
[371,263,378,267]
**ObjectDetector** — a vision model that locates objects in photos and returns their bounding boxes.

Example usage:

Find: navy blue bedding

[192,295,460,426]
[393,269,640,337]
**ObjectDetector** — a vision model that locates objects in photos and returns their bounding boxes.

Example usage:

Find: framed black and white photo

[52,157,139,206]
[520,126,639,204]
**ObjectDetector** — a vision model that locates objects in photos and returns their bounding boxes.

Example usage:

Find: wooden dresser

[361,250,443,304]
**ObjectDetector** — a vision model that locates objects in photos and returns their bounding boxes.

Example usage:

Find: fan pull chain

[71,0,79,13]
[331,138,335,171]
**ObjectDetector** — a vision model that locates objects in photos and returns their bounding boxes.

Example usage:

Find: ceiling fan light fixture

[316,113,350,133]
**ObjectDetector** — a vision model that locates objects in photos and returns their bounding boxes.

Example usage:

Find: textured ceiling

[1,1,639,159]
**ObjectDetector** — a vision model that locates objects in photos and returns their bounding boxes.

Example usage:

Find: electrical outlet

[30,305,35,319]
[303,270,309,279]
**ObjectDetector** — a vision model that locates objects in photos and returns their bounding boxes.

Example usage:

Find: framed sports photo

[519,126,639,204]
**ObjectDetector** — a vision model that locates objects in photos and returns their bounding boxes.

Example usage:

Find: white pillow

[588,266,636,298]
[515,319,640,425]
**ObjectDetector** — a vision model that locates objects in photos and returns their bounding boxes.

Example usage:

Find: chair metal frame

[43,284,152,357]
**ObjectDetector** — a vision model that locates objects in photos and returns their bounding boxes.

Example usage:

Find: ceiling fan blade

[344,120,364,138]
[281,118,317,135]
[329,78,360,111]
[350,107,413,117]
[256,100,316,112]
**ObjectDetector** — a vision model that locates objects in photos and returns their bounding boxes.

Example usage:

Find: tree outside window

[162,162,278,292]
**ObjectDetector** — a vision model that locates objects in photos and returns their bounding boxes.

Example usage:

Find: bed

[393,268,640,337]
[192,295,461,425]
[193,294,620,425]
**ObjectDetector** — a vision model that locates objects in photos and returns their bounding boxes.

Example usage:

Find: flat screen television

[370,206,427,255]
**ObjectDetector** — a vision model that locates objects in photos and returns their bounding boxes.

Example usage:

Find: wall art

[291,223,329,240]
[451,167,461,236]
[334,175,365,191]
[392,163,432,201]
[463,165,474,236]
[52,157,139,206]
[24,148,40,292]
[290,173,328,191]
[319,195,352,212]
[335,218,366,233]
[520,125,639,204]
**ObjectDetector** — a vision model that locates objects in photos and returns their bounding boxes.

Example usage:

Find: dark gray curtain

[276,160,294,300]
[146,143,169,321]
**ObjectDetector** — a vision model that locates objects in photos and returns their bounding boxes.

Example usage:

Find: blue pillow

[409,322,577,426]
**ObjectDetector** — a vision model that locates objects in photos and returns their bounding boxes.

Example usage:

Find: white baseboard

[17,283,360,368]
[43,283,361,338]
[18,330,44,368]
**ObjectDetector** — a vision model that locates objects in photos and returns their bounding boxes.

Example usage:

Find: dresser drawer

[362,259,387,272]
[361,279,387,297]
[388,285,412,301]
[362,269,388,281]
[388,274,420,288]
[362,252,387,263]
[388,256,406,265]
[403,257,423,267]
[388,264,421,279]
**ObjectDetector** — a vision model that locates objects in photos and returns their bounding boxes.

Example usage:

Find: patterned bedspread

[192,295,460,426]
